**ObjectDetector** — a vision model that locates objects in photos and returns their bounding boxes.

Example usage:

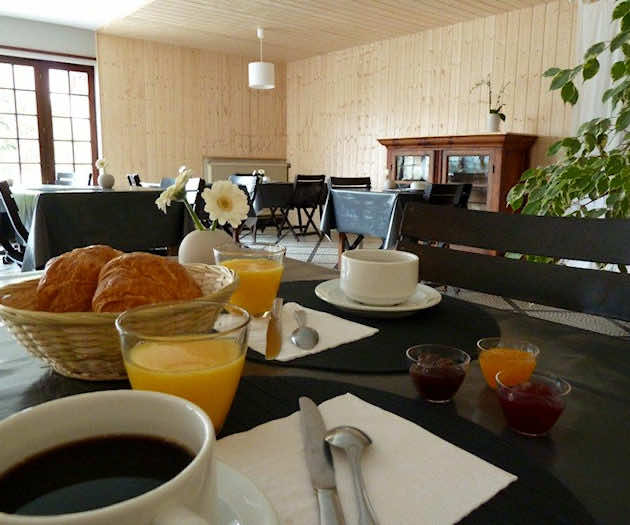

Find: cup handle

[153,505,209,525]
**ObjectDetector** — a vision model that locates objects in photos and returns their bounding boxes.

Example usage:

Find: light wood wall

[287,0,577,189]
[96,34,286,184]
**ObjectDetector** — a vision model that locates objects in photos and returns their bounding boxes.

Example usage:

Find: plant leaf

[550,69,572,90]
[623,42,630,57]
[584,41,607,59]
[611,30,630,52]
[543,67,561,77]
[547,140,563,156]
[616,108,630,130]
[613,1,630,20]
[583,58,600,80]
[561,81,579,105]
[611,60,626,81]
[623,13,630,32]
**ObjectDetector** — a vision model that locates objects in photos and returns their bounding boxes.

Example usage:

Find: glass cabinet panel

[395,154,430,181]
[445,154,490,210]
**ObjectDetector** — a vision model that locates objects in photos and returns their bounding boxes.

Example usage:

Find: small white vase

[487,113,501,133]
[178,228,232,265]
[98,172,115,189]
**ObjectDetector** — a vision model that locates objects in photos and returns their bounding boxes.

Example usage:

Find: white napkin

[248,302,378,361]
[216,394,517,525]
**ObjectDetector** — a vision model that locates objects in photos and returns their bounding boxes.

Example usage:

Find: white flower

[202,181,249,227]
[252,169,265,176]
[173,166,192,195]
[95,158,107,170]
[155,186,178,213]
[155,165,193,213]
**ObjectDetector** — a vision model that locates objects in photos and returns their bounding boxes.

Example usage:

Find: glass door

[394,150,434,189]
[443,152,491,210]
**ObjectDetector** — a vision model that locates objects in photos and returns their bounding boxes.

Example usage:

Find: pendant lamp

[248,27,275,90]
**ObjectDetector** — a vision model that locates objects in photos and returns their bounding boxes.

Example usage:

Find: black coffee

[0,434,195,516]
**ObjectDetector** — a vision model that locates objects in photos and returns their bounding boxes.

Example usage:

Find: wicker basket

[0,264,238,381]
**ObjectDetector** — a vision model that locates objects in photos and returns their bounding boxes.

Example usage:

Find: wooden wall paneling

[480,15,496,132]
[537,1,560,138]
[525,3,546,134]
[551,0,574,137]
[447,23,463,134]
[492,13,508,132]
[514,7,533,131]
[458,21,473,136]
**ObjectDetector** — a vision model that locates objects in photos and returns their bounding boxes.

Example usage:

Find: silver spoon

[290,308,319,349]
[325,426,379,525]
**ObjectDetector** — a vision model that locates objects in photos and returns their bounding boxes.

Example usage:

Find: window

[0,56,97,185]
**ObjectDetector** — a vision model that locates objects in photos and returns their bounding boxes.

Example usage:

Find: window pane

[69,71,88,95]
[0,63,13,89]
[50,93,70,117]
[74,164,92,184]
[70,95,89,118]
[0,139,18,162]
[0,114,17,138]
[15,90,37,115]
[0,88,15,113]
[73,141,92,163]
[0,163,19,181]
[72,118,91,140]
[21,163,41,185]
[55,163,74,175]
[19,139,40,163]
[52,117,72,140]
[13,65,35,90]
[54,140,73,163]
[49,69,69,94]
[17,115,38,139]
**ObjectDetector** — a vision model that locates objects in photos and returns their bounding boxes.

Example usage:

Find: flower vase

[487,113,501,133]
[98,171,115,189]
[178,229,232,265]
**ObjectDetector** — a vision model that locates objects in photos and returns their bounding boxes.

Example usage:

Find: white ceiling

[0,0,151,30]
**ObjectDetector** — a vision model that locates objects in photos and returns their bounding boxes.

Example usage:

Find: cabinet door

[393,150,434,183]
[442,151,492,210]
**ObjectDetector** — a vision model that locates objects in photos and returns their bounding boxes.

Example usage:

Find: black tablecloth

[221,376,594,524]
[246,280,500,372]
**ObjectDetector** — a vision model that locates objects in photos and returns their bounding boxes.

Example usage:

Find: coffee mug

[0,390,216,525]
[340,249,419,305]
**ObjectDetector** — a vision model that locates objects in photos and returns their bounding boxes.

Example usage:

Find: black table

[0,259,628,523]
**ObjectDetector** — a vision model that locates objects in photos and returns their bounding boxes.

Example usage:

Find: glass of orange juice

[477,337,540,389]
[213,243,285,316]
[116,300,249,433]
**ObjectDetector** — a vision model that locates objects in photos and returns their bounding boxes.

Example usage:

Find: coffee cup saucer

[314,279,442,318]
[216,460,279,524]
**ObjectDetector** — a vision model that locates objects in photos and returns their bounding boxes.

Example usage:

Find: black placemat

[247,280,500,372]
[221,376,594,524]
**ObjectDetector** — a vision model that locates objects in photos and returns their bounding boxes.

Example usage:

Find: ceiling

[0,0,151,30]
[99,0,555,62]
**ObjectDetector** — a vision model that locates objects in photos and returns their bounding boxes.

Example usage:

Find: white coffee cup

[340,249,419,306]
[0,390,216,525]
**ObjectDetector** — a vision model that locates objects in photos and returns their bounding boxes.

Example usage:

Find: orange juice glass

[477,338,540,389]
[214,243,285,316]
[116,301,249,433]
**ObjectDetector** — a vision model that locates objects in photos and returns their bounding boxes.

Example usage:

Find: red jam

[497,381,565,435]
[410,355,467,402]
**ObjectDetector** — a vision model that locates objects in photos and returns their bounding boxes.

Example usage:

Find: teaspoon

[289,308,319,349]
[324,426,379,525]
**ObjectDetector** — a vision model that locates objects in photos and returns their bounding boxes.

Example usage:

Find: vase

[383,179,397,190]
[178,228,232,265]
[487,113,501,133]
[97,172,115,189]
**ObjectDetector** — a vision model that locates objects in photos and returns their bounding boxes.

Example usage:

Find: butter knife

[265,297,283,360]
[299,397,346,525]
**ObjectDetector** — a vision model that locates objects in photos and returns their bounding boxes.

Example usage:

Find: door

[391,149,435,186]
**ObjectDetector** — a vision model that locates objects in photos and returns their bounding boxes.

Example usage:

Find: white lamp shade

[248,61,275,89]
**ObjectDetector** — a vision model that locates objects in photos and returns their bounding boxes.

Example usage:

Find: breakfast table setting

[0,174,628,524]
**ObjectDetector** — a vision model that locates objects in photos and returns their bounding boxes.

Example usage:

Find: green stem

[184,200,207,231]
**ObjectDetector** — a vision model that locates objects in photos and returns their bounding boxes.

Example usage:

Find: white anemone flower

[155,186,178,213]
[95,158,107,170]
[202,181,249,227]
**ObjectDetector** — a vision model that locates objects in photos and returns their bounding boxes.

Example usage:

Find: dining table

[0,258,628,524]
[2,185,193,271]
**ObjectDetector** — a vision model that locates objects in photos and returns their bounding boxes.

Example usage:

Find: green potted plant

[507,0,630,273]
[471,75,510,132]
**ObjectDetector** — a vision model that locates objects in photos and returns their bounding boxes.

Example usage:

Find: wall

[0,16,96,58]
[96,34,286,183]
[287,0,577,189]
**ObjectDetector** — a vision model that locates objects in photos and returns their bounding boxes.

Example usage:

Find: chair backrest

[229,174,259,202]
[55,172,74,186]
[296,174,326,182]
[127,174,141,187]
[254,183,293,210]
[192,179,210,226]
[293,179,327,207]
[397,203,630,321]
[423,183,472,208]
[0,180,29,245]
[329,176,371,190]
[185,177,203,204]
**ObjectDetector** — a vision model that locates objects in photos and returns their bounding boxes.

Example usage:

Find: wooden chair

[127,174,141,187]
[422,183,472,208]
[329,176,371,190]
[397,203,630,321]
[254,183,299,241]
[55,172,74,186]
[229,174,259,202]
[0,181,29,266]
[292,175,326,238]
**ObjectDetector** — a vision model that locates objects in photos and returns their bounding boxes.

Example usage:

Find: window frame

[0,54,98,184]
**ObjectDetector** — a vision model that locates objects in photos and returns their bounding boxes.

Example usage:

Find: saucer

[217,460,279,524]
[314,279,442,318]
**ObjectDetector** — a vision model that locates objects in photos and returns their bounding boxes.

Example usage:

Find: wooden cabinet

[378,134,537,212]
